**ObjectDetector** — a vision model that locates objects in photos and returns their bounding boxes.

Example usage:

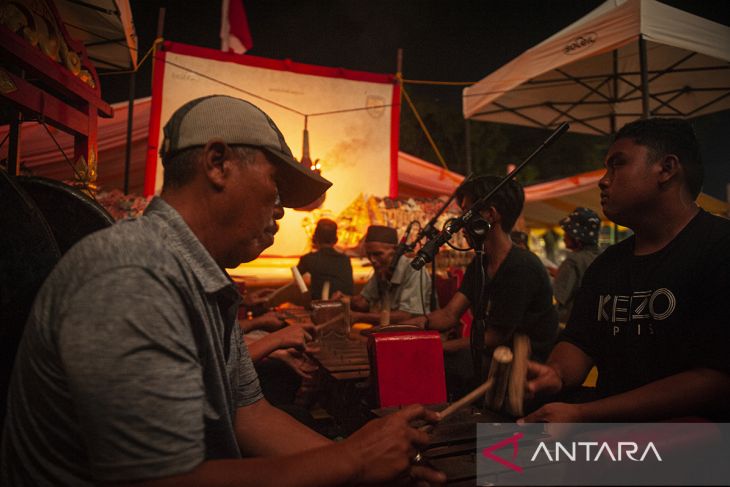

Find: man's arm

[439,312,516,353]
[242,288,275,308]
[333,292,369,312]
[235,397,330,456]
[422,291,471,331]
[244,322,314,362]
[523,367,730,423]
[523,341,730,422]
[239,311,287,333]
[525,341,595,398]
[109,404,446,487]
[579,368,730,421]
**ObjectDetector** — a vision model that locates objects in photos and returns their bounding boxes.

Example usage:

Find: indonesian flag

[221,0,253,54]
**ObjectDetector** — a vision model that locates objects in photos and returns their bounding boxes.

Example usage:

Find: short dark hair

[161,145,258,189]
[456,175,524,232]
[613,118,703,199]
[313,218,338,245]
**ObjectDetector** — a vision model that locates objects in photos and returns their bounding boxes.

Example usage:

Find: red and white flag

[221,0,253,54]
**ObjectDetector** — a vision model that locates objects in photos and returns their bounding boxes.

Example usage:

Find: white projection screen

[145,42,399,257]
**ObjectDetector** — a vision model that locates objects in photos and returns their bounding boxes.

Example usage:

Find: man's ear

[201,139,233,190]
[484,206,499,226]
[657,153,681,185]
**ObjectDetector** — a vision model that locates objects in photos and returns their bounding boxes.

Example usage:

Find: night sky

[106,0,730,102]
[101,0,730,197]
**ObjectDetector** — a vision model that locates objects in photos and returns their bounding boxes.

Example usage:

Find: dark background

[102,0,730,198]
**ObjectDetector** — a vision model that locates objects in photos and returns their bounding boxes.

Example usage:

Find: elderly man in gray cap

[1,96,444,486]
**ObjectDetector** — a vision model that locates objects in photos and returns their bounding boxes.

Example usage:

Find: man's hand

[332,291,371,313]
[272,322,316,351]
[399,315,428,328]
[330,290,348,301]
[525,361,564,399]
[519,402,584,423]
[243,288,275,308]
[248,311,287,332]
[342,404,446,485]
[269,349,319,380]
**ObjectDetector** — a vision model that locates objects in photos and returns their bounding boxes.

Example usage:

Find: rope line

[400,78,450,171]
[402,78,476,86]
[160,52,401,119]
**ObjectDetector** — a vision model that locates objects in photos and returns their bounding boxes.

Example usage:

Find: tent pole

[638,36,650,119]
[156,7,166,41]
[465,119,472,174]
[123,71,135,194]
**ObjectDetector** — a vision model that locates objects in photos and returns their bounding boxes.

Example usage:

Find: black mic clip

[411,216,468,270]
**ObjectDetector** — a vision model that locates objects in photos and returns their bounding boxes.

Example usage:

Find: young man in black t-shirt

[523,118,730,422]
[410,176,558,397]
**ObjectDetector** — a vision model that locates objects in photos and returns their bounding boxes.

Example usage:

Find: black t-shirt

[297,247,354,300]
[459,246,559,361]
[561,210,730,398]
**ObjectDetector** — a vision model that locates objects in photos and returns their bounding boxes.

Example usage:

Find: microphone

[411,219,465,270]
[389,220,417,275]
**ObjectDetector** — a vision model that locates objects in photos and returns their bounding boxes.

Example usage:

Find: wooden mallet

[506,333,530,417]
[420,345,514,433]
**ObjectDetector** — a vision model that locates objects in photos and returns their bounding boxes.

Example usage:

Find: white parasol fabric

[463,0,730,135]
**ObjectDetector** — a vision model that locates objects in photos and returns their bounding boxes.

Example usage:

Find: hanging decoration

[293,115,326,211]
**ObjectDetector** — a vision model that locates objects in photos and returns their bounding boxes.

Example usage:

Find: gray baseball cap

[160,95,332,208]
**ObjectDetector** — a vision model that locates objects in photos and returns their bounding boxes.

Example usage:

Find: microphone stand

[411,122,570,271]
[469,231,488,382]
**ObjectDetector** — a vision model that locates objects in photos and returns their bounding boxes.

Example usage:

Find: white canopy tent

[463,0,730,136]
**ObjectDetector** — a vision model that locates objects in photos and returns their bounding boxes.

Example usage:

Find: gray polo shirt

[360,257,432,315]
[1,197,262,486]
